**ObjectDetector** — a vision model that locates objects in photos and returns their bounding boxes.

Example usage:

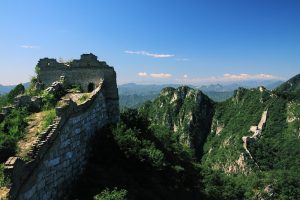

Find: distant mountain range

[0,80,284,95]
[117,80,284,108]
[197,80,284,92]
[0,85,17,95]
[119,80,283,94]
[0,82,30,95]
[0,80,284,108]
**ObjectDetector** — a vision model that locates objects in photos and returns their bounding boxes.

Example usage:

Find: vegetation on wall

[0,81,60,168]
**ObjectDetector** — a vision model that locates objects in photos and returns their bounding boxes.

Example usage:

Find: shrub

[41,91,57,110]
[7,84,25,103]
[0,108,28,162]
[94,188,127,200]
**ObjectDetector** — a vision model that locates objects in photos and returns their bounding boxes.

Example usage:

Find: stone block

[46,158,60,167]
[24,185,36,199]
[74,128,81,134]
[61,139,70,148]
[66,152,73,159]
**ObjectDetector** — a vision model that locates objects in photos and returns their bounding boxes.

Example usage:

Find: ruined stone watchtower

[3,54,120,200]
[37,53,119,122]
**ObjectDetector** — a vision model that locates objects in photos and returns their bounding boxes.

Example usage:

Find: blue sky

[0,0,299,85]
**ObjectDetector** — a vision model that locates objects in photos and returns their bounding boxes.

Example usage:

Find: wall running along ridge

[3,54,119,199]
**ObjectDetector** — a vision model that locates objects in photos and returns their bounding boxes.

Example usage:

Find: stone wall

[37,53,118,101]
[4,83,119,199]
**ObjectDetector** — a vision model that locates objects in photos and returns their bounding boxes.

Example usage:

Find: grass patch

[78,94,90,104]
[16,109,57,158]
[41,109,56,130]
[56,100,68,108]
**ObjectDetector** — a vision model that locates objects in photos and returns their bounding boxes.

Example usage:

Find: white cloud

[138,72,148,77]
[175,58,190,61]
[125,50,174,58]
[222,73,277,80]
[150,73,172,78]
[175,73,280,85]
[138,72,172,78]
[20,45,39,49]
[183,74,188,78]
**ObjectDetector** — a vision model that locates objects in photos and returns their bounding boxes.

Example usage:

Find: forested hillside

[1,80,296,199]
[139,86,214,158]
[202,85,300,199]
[49,74,300,199]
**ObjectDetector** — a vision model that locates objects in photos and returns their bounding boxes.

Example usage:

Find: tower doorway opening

[88,82,95,92]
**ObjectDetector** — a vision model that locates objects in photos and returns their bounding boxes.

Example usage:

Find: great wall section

[2,54,119,199]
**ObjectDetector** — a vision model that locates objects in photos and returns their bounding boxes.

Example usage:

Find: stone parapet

[4,81,119,199]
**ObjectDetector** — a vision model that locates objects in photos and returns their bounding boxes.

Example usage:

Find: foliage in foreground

[0,108,28,162]
[94,188,127,200]
[0,82,59,163]
[72,109,204,199]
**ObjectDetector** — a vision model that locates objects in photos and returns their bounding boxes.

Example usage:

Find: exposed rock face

[14,95,31,108]
[45,81,64,95]
[140,86,214,158]
[215,120,224,135]
[30,96,43,111]
[225,153,249,174]
[14,95,43,112]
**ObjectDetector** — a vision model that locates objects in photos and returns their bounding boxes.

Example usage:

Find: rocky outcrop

[14,95,43,112]
[140,86,214,158]
[225,153,249,174]
[45,80,64,97]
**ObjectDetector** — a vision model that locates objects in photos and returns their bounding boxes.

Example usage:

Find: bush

[0,108,28,162]
[8,84,25,100]
[94,188,127,200]
[4,84,25,104]
[0,94,9,108]
[41,91,57,110]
